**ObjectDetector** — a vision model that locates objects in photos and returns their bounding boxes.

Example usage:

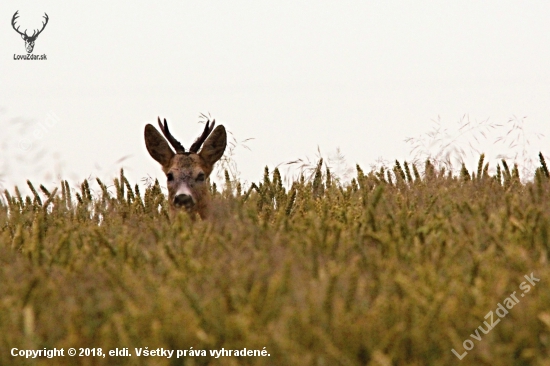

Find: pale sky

[1,1,549,193]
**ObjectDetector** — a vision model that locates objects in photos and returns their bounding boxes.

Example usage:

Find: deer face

[164,154,210,212]
[22,34,38,54]
[144,118,227,219]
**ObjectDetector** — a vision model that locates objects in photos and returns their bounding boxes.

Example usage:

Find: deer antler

[11,12,49,40]
[30,13,49,39]
[189,119,216,153]
[157,117,186,154]
[11,11,26,37]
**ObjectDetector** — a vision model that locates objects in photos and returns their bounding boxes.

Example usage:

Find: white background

[1,1,549,193]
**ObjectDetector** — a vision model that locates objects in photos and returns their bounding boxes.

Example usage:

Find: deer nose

[174,194,195,209]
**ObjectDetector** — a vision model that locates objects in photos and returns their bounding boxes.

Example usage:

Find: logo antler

[11,11,26,38]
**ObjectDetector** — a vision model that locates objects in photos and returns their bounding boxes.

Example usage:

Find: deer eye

[196,173,205,182]
[167,173,174,182]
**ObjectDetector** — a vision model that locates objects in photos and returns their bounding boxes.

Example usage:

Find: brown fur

[144,121,227,219]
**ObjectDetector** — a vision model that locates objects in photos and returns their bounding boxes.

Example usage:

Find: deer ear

[144,124,175,168]
[21,34,25,40]
[199,125,227,166]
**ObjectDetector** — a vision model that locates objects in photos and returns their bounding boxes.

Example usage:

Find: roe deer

[144,117,227,219]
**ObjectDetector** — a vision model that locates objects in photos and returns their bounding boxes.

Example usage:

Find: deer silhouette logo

[11,11,49,54]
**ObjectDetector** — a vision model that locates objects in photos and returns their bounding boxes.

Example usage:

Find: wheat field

[1,154,550,365]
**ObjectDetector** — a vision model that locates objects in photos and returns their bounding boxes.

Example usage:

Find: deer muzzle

[174,193,195,209]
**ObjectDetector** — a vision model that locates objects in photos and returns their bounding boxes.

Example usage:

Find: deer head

[144,117,227,219]
[12,11,49,54]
